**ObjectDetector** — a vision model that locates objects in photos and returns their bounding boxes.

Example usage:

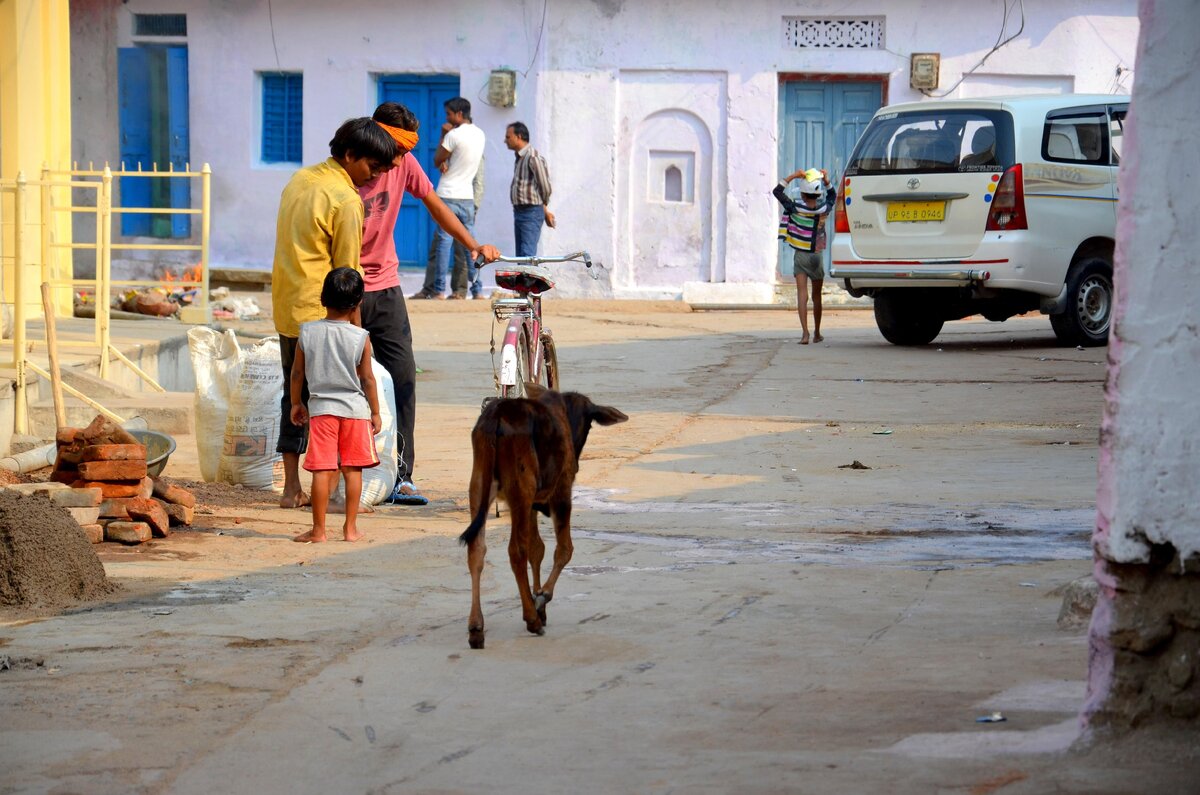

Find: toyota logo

[907,178,921,190]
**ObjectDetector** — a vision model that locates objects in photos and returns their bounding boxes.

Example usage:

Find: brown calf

[459,385,627,649]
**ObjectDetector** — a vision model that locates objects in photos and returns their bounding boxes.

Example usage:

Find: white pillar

[1085,0,1200,730]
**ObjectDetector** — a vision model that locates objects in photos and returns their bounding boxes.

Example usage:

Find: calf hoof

[534,592,549,625]
[525,618,545,636]
[468,627,485,650]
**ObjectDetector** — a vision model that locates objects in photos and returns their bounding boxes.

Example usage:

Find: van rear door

[841,109,1014,260]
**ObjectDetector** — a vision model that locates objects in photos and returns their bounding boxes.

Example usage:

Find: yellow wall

[0,0,73,308]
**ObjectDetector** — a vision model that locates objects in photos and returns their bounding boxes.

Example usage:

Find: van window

[1042,111,1108,165]
[845,109,1014,176]
[1109,109,1125,165]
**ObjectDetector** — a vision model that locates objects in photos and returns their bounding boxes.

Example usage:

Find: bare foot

[293,528,326,543]
[281,490,311,509]
[343,526,363,543]
[814,332,824,343]
[799,333,810,345]
[327,500,375,515]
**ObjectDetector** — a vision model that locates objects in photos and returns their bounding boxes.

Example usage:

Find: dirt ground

[2,303,1197,794]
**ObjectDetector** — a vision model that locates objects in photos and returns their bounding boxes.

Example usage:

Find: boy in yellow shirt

[272,117,397,509]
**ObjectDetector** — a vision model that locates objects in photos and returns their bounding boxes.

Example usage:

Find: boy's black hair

[507,121,530,142]
[444,96,471,120]
[372,101,419,132]
[328,117,398,163]
[321,267,365,311]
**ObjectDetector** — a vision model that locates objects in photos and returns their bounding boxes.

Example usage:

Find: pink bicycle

[474,252,595,398]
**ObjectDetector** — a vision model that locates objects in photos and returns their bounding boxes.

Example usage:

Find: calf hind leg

[527,509,549,625]
[508,501,544,636]
[537,502,575,616]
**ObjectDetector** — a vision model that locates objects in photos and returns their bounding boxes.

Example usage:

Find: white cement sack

[187,327,242,482]
[217,336,284,492]
[333,357,398,507]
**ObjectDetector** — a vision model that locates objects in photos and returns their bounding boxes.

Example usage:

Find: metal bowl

[128,429,177,478]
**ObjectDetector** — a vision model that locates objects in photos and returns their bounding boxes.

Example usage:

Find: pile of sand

[0,491,116,608]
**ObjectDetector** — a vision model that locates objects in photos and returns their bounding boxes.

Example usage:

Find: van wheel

[1050,257,1113,347]
[874,290,944,346]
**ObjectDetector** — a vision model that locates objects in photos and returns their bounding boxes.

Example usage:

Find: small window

[134,14,187,37]
[261,73,303,164]
[664,166,683,202]
[648,151,694,203]
[1042,110,1108,164]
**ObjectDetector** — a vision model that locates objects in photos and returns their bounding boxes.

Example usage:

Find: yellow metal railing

[0,162,212,433]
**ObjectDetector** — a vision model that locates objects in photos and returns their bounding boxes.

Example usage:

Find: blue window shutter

[166,46,191,238]
[263,74,302,163]
[118,47,152,236]
[286,75,303,162]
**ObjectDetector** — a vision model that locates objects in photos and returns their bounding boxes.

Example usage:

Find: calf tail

[459,489,491,546]
[459,420,498,546]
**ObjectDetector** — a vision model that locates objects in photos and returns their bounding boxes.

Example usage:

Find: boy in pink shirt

[358,102,499,504]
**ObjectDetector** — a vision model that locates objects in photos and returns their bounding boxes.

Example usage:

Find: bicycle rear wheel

[501,327,532,399]
[541,333,559,391]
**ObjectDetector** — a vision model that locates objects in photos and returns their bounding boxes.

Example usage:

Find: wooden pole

[13,173,28,434]
[40,282,67,430]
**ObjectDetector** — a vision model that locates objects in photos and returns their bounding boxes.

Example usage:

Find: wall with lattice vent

[783,17,884,49]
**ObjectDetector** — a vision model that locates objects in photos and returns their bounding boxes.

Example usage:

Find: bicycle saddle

[494,264,556,294]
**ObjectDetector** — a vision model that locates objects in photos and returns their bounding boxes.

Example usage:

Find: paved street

[3,303,1195,793]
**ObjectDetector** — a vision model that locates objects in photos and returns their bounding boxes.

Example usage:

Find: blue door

[377,75,460,268]
[118,45,191,238]
[118,47,153,236]
[165,47,191,238]
[778,80,882,274]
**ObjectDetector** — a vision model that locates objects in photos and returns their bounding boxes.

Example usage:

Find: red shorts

[303,415,379,471]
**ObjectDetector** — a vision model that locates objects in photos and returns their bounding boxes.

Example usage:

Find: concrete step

[29,391,194,437]
[774,281,873,308]
[59,367,141,401]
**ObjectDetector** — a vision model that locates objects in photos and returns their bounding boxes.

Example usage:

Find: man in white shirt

[411,97,486,299]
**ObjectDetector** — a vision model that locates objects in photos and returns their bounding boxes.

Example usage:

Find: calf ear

[525,383,549,399]
[590,405,628,426]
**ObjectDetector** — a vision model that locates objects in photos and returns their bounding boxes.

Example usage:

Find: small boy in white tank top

[289,267,382,542]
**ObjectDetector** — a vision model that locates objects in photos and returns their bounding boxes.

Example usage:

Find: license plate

[887,201,946,222]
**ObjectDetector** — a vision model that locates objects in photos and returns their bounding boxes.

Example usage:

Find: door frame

[779,72,889,99]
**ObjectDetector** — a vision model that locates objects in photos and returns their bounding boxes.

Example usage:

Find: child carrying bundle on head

[775,167,837,344]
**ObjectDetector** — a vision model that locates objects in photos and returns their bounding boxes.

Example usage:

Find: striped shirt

[774,182,836,253]
[510,145,552,207]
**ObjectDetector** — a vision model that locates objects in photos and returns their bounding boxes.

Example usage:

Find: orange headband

[376,121,419,151]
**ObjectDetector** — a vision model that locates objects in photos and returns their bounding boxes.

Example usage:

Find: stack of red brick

[44,416,196,545]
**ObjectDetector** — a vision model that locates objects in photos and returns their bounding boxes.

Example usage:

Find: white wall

[71,0,1138,298]
[1095,0,1200,564]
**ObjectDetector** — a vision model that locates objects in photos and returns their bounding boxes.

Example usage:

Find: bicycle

[472,251,596,399]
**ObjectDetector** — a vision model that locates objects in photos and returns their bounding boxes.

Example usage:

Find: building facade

[68,0,1137,299]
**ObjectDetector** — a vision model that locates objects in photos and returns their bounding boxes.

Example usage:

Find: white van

[830,94,1127,346]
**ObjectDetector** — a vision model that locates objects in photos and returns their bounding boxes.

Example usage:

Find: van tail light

[986,164,1028,231]
[834,182,850,233]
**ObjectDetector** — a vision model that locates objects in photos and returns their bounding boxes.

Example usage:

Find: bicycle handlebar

[472,251,597,278]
